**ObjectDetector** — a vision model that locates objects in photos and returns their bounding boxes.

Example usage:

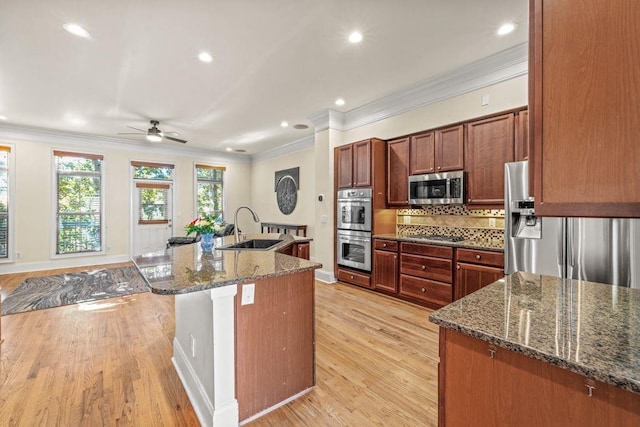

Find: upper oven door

[337,200,372,231]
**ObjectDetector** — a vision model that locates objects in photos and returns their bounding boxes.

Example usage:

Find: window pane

[0,151,8,258]
[0,214,7,257]
[197,181,223,219]
[56,153,102,254]
[196,167,223,181]
[0,151,7,168]
[134,166,173,180]
[139,188,168,221]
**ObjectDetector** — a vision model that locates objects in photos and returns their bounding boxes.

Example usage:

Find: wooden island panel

[235,270,315,422]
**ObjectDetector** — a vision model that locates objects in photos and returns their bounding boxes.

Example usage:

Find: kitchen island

[430,272,640,426]
[133,234,321,427]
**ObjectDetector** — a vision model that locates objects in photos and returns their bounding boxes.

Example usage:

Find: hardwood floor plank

[1,265,439,426]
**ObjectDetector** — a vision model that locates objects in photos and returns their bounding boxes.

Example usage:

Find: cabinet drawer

[400,274,452,307]
[401,242,452,259]
[400,254,453,283]
[337,268,372,288]
[374,239,398,251]
[456,248,504,268]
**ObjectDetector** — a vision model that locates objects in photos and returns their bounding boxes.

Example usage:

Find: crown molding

[0,122,252,163]
[308,42,528,132]
[251,135,315,162]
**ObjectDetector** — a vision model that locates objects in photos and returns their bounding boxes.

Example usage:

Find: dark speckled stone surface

[132,234,321,295]
[429,272,640,394]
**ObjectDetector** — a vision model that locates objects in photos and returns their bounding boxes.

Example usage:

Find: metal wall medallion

[275,167,299,215]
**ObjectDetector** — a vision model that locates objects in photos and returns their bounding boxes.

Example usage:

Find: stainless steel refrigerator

[504,161,640,288]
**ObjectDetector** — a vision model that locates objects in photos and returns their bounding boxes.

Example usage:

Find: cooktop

[408,234,466,242]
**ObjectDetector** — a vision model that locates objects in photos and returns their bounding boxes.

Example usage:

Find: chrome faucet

[234,206,260,242]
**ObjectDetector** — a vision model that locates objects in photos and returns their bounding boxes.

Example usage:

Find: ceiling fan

[118,120,187,144]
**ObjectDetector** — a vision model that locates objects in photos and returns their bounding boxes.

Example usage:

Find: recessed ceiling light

[293,124,309,130]
[335,98,345,106]
[497,23,517,36]
[198,51,213,63]
[280,121,289,128]
[226,147,233,152]
[348,31,363,44]
[0,115,7,120]
[63,23,90,38]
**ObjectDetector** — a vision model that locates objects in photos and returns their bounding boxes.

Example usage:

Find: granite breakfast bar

[430,271,640,426]
[133,234,321,427]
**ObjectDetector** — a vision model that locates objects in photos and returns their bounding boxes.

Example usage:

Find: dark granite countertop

[373,233,504,252]
[429,272,640,394]
[132,233,321,295]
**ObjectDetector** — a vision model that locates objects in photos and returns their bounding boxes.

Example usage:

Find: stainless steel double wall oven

[336,188,372,272]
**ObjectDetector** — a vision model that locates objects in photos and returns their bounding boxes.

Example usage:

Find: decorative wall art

[274,167,299,215]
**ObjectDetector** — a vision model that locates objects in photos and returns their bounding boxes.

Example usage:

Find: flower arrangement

[185,214,225,236]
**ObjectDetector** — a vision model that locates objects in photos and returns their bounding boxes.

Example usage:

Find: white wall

[0,133,252,273]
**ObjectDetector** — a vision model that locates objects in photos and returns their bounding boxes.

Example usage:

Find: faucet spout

[234,206,260,242]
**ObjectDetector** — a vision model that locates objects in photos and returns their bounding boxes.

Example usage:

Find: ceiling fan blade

[163,131,180,137]
[118,132,145,135]
[165,135,187,144]
[127,125,146,132]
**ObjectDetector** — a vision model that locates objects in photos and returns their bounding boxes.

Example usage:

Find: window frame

[194,163,226,221]
[0,143,15,263]
[51,149,106,258]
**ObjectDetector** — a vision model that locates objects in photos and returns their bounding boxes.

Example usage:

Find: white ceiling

[0,0,528,155]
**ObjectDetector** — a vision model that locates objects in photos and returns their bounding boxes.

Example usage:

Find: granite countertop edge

[373,233,504,252]
[144,263,321,295]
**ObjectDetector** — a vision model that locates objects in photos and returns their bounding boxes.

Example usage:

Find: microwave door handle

[446,179,451,198]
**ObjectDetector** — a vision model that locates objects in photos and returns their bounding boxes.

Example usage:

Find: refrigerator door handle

[566,218,575,279]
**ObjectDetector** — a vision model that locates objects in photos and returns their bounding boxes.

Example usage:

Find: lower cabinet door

[454,262,503,301]
[399,274,452,308]
[373,249,398,293]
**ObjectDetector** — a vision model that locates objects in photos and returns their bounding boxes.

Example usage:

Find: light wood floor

[0,264,439,426]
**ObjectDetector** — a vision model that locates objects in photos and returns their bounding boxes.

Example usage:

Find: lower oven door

[337,230,372,272]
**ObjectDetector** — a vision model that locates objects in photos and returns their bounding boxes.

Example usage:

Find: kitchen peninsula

[133,234,321,427]
[430,272,640,426]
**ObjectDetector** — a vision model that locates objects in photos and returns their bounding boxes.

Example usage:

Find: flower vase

[200,233,215,252]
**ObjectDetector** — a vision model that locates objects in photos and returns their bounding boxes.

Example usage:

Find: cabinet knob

[489,347,496,359]
[437,166,441,170]
[585,384,596,397]
[383,243,387,247]
[476,254,481,260]
[457,264,461,270]
[421,265,426,270]
[421,288,426,292]
[394,255,397,259]
[350,275,354,279]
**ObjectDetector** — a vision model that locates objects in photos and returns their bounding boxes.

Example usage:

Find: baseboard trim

[172,338,215,427]
[315,269,336,283]
[0,254,131,274]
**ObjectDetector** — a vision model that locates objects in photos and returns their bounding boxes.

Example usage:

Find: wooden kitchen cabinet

[465,113,515,207]
[387,137,410,206]
[294,242,310,260]
[454,248,504,301]
[399,242,453,309]
[409,131,435,175]
[435,125,464,172]
[336,138,385,190]
[530,0,640,217]
[373,239,399,294]
[515,109,529,161]
[353,139,372,187]
[337,144,354,188]
[439,328,640,426]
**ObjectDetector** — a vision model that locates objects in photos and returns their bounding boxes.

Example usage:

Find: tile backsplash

[397,206,505,244]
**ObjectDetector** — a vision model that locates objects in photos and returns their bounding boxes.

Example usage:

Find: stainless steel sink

[217,239,283,250]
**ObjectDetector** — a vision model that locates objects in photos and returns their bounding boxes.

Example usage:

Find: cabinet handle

[489,347,496,359]
[456,264,461,270]
[476,254,481,260]
[585,384,595,397]
[421,265,426,270]
[421,288,426,292]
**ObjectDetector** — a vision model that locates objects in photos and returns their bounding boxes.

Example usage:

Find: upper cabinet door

[466,113,515,207]
[337,144,353,188]
[353,139,372,187]
[387,137,409,206]
[409,131,435,175]
[515,110,529,162]
[436,125,464,172]
[530,0,640,217]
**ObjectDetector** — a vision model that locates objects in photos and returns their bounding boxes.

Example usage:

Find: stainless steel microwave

[408,170,465,205]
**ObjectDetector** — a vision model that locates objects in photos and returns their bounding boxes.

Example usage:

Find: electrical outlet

[403,216,411,224]
[16,251,21,259]
[241,283,255,305]
[489,218,497,228]
[481,94,490,106]
[190,334,196,358]
[321,214,328,224]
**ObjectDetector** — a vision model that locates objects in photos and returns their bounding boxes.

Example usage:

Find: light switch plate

[321,214,328,223]
[241,283,255,305]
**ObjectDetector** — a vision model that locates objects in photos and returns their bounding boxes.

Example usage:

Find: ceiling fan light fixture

[146,133,162,142]
[63,23,90,38]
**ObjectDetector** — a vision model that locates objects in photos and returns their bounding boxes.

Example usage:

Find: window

[132,161,173,181]
[54,150,103,254]
[136,183,170,223]
[196,164,225,220]
[0,146,11,258]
